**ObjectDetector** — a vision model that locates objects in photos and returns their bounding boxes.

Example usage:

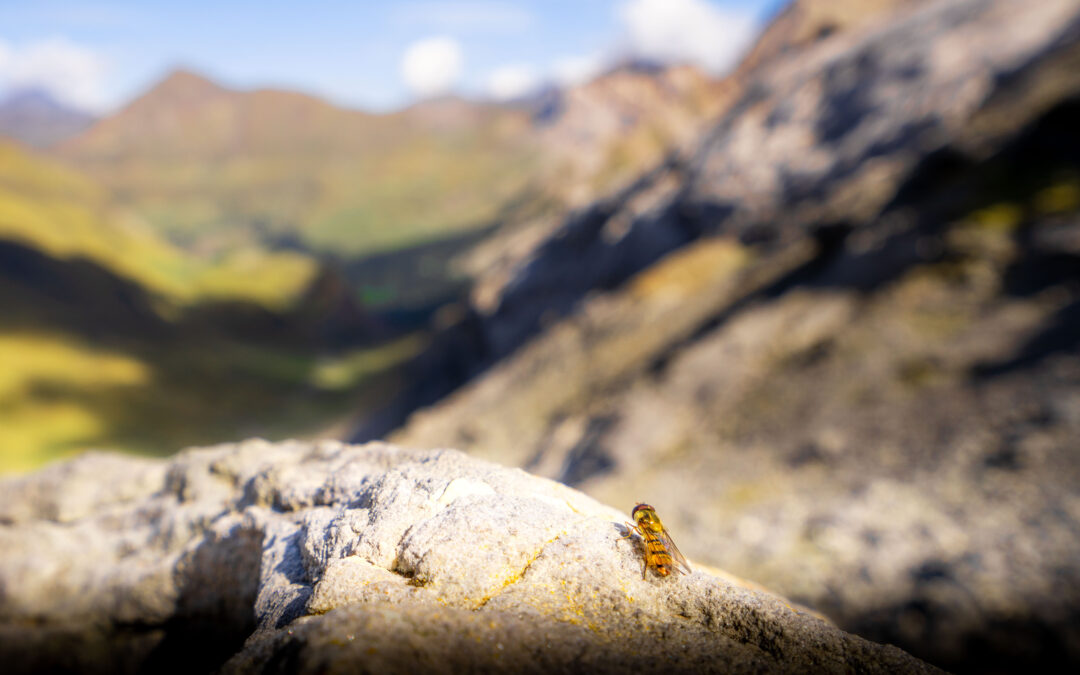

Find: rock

[683,0,1080,235]
[0,440,935,674]
[386,0,1080,671]
[485,0,1080,356]
[394,103,1080,673]
[351,0,1080,443]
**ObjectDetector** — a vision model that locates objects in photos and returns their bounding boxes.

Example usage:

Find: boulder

[0,440,935,673]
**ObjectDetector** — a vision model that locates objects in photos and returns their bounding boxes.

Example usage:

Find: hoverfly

[621,503,691,578]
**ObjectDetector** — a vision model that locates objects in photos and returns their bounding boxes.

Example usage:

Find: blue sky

[0,0,782,113]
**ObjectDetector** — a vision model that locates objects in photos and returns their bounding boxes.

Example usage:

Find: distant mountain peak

[0,86,96,148]
[146,68,228,100]
[1,87,66,109]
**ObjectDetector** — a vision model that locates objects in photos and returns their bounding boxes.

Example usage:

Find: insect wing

[658,526,692,575]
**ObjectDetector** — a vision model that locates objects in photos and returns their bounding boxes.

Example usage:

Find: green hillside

[0,137,319,310]
[0,139,422,473]
[58,71,539,258]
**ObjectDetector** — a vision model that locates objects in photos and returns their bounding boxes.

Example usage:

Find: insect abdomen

[643,532,674,575]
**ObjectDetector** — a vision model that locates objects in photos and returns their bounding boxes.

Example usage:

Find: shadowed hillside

[0,235,423,472]
[0,139,421,472]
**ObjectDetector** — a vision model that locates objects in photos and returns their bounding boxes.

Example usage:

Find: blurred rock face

[0,441,936,674]
[392,0,1080,670]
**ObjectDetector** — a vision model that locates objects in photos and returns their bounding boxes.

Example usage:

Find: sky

[0,0,783,113]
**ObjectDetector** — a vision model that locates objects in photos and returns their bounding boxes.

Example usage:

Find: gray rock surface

[386,0,1080,671]
[465,0,1080,363]
[0,440,935,674]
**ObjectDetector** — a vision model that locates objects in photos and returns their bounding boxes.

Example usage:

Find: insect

[621,503,691,579]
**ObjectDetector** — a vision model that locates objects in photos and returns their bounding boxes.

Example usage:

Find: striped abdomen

[642,529,675,576]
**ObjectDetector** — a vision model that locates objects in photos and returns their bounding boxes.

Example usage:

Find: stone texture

[0,440,935,674]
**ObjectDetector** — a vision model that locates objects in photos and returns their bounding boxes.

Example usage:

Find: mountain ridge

[55,66,539,259]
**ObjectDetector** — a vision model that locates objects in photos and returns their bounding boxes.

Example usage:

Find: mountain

[535,62,735,205]
[54,64,740,260]
[57,69,538,259]
[449,62,738,327]
[52,65,745,322]
[381,0,1080,671]
[0,88,96,148]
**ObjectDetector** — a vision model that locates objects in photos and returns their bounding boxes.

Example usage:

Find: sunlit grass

[970,202,1024,232]
[0,333,149,399]
[1034,175,1080,215]
[310,334,426,391]
[0,328,427,475]
[0,402,107,473]
[0,140,442,475]
[304,142,537,255]
[0,333,150,472]
[0,139,320,313]
[191,249,318,311]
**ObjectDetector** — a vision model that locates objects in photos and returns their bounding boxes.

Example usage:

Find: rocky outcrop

[387,0,1080,671]
[0,440,936,674]
[683,0,1080,236]
[533,63,735,207]
[733,0,929,76]
[467,0,1080,360]
[353,0,1080,444]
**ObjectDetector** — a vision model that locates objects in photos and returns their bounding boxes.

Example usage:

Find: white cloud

[551,54,605,87]
[393,2,535,34]
[400,36,464,98]
[485,64,540,101]
[619,0,758,74]
[0,37,108,111]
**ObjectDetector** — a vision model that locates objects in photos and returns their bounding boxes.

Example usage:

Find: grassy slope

[0,140,426,473]
[0,327,424,473]
[0,137,319,310]
[0,76,537,472]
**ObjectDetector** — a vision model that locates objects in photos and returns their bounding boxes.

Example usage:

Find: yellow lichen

[970,202,1023,231]
[1034,175,1080,214]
